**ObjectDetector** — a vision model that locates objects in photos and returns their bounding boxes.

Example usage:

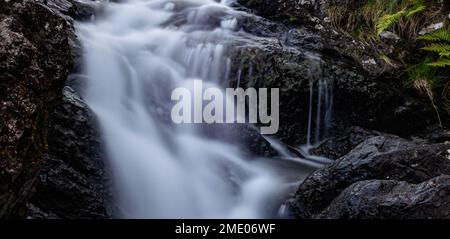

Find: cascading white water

[306,78,333,147]
[77,0,297,219]
[294,54,334,165]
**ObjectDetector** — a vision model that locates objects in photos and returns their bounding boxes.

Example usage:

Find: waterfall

[76,0,302,219]
[298,54,333,165]
[306,78,333,147]
[302,52,333,150]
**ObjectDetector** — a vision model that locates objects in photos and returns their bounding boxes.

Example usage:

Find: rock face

[27,87,111,219]
[237,0,327,21]
[46,0,99,21]
[318,176,450,219]
[310,126,385,159]
[0,0,109,218]
[230,8,438,147]
[0,0,73,217]
[287,136,450,218]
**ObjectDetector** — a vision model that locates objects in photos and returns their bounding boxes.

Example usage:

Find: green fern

[417,26,450,42]
[420,25,450,68]
[427,58,450,67]
[376,9,406,34]
[422,43,450,54]
[406,4,426,17]
[414,23,450,125]
[376,2,426,35]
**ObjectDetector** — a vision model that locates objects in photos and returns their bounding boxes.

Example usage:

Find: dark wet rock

[310,127,386,160]
[317,176,450,219]
[45,0,101,21]
[237,0,327,23]
[237,0,410,76]
[1,0,110,218]
[188,124,279,158]
[331,69,436,138]
[232,0,448,147]
[237,11,290,38]
[0,0,73,217]
[236,0,450,220]
[229,34,436,146]
[27,87,111,219]
[412,126,450,144]
[224,124,279,157]
[287,136,450,218]
[236,0,282,18]
[44,0,105,72]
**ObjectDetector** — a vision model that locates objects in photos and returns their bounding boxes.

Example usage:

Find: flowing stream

[77,0,319,218]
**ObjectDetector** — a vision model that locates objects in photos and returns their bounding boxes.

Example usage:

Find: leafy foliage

[418,26,450,42]
[376,9,406,34]
[427,58,450,67]
[406,4,426,17]
[420,25,450,68]
[376,1,426,35]
[410,24,450,125]
[326,0,449,121]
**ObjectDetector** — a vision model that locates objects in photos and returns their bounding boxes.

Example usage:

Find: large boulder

[287,136,450,218]
[0,0,110,218]
[0,0,73,217]
[310,126,386,159]
[26,87,111,219]
[317,176,450,219]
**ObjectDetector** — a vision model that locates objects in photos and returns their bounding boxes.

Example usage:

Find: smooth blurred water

[77,0,302,219]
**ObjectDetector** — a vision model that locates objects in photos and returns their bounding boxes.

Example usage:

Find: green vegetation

[376,3,425,34]
[418,25,450,67]
[327,0,440,42]
[327,0,449,123]
[414,25,450,119]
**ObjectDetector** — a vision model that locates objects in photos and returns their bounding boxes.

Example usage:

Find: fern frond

[427,58,450,67]
[406,4,425,17]
[376,9,406,35]
[422,43,450,54]
[417,27,450,42]
[439,51,450,58]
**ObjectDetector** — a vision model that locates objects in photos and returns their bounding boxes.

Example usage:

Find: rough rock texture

[1,0,109,218]
[237,0,450,219]
[45,0,99,21]
[318,176,450,219]
[288,136,450,218]
[229,22,436,146]
[27,87,111,219]
[0,0,73,217]
[310,126,385,159]
[236,0,393,75]
[237,0,327,21]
